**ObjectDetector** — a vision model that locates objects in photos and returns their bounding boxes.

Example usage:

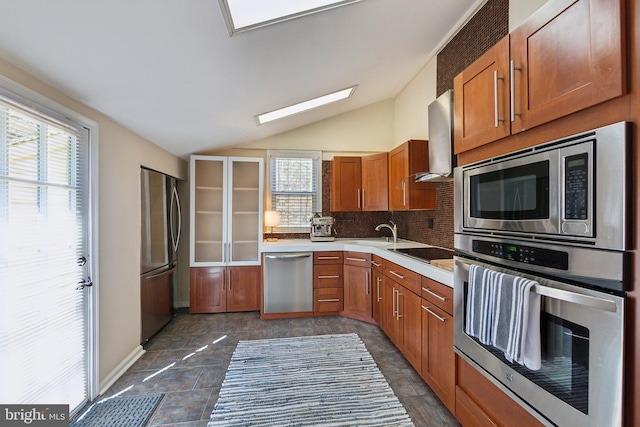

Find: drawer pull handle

[346,257,367,262]
[422,287,447,302]
[371,261,382,267]
[422,305,446,322]
[318,299,340,302]
[318,275,340,279]
[317,256,340,260]
[389,270,405,280]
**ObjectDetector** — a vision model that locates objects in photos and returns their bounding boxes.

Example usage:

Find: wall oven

[453,123,630,426]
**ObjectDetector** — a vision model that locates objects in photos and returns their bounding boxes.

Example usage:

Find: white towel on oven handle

[465,264,496,346]
[491,273,541,370]
[465,264,542,371]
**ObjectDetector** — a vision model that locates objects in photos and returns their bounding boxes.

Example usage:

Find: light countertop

[260,238,453,287]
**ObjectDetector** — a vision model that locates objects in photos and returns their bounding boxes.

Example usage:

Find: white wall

[240,100,396,159]
[0,57,187,390]
[393,57,437,146]
[509,0,549,31]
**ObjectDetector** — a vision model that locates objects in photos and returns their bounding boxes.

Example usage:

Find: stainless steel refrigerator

[140,168,181,344]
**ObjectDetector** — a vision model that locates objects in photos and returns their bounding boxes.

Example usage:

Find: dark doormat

[71,394,163,427]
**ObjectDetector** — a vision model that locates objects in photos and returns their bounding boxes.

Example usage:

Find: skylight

[257,86,357,125]
[218,0,361,35]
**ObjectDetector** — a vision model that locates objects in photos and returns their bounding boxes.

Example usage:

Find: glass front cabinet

[189,155,264,267]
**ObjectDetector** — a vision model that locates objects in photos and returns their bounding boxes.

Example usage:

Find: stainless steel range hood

[415,89,454,182]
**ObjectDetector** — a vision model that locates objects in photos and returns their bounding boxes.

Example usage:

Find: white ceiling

[0,0,482,158]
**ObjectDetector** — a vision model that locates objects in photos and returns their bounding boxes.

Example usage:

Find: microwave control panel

[472,240,569,271]
[564,152,589,220]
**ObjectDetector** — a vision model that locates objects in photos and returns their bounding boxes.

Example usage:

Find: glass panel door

[192,158,225,264]
[0,99,91,413]
[230,159,261,263]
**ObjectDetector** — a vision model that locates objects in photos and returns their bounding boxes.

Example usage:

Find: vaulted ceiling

[0,0,482,158]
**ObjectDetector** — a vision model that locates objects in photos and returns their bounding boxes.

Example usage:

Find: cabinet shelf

[195,240,222,244]
[196,210,223,215]
[233,211,258,215]
[233,187,259,191]
[196,186,223,191]
[233,240,259,244]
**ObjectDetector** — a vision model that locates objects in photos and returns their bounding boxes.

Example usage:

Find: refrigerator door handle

[170,185,182,253]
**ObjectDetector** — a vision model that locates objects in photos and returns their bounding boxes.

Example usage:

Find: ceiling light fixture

[257,86,357,125]
[218,0,361,35]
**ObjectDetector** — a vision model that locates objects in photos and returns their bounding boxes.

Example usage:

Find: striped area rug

[208,333,414,427]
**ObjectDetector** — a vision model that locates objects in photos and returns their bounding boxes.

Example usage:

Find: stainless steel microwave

[454,122,630,252]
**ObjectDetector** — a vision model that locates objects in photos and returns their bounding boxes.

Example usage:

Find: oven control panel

[472,240,569,270]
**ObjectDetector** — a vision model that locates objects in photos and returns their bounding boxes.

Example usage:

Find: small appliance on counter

[310,214,335,241]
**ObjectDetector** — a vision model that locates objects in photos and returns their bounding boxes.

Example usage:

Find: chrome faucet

[375,221,398,244]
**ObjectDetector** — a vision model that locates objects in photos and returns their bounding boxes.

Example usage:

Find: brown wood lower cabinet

[189,266,261,314]
[456,356,544,427]
[421,300,455,412]
[381,272,422,372]
[313,251,344,316]
[371,255,384,324]
[342,252,373,322]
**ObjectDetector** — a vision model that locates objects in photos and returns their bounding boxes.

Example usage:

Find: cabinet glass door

[193,158,225,263]
[230,159,261,263]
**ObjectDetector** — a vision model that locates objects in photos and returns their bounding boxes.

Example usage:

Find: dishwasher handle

[265,253,312,260]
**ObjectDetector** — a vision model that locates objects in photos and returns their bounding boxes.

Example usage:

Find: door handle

[494,70,505,128]
[422,305,446,322]
[170,185,182,253]
[76,278,93,290]
[510,60,521,122]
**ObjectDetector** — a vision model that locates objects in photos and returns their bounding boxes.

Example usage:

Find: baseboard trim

[99,345,145,396]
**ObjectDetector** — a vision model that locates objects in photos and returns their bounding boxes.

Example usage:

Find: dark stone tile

[104,311,458,427]
[148,389,213,425]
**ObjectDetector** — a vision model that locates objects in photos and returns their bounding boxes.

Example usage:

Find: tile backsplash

[265,161,454,250]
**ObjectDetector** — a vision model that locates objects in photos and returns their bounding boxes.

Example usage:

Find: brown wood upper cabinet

[454,0,625,154]
[330,153,388,212]
[388,140,436,211]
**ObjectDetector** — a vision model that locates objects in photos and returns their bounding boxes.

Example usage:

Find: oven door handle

[455,258,618,313]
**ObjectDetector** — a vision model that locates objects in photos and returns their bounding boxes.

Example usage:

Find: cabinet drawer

[421,276,453,315]
[455,386,499,427]
[383,260,420,295]
[371,254,383,271]
[314,251,344,264]
[344,251,371,267]
[314,264,343,288]
[314,288,343,314]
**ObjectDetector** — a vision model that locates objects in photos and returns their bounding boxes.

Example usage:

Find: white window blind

[267,150,322,232]
[0,94,87,409]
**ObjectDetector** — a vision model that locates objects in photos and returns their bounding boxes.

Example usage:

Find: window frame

[266,149,322,234]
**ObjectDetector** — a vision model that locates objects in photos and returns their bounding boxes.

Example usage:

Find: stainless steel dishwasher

[263,252,313,313]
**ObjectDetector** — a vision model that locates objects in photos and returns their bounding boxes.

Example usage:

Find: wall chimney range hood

[415,89,454,182]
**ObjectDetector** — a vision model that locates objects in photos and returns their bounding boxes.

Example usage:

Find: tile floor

[100,310,460,427]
